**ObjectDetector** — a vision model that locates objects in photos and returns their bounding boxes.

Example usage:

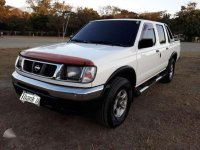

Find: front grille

[23,59,57,77]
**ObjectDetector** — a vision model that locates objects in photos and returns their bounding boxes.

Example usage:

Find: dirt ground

[0,48,200,150]
[0,36,68,48]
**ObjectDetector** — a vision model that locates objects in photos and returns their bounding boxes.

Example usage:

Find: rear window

[156,24,166,44]
[71,20,141,47]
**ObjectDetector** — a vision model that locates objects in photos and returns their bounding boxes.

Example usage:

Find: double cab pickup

[12,19,180,128]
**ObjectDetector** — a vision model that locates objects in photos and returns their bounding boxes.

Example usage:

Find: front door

[136,23,161,86]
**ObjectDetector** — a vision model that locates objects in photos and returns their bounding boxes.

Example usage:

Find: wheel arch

[105,66,137,88]
[170,52,178,62]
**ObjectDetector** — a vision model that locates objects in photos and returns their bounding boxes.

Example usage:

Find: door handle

[156,50,160,53]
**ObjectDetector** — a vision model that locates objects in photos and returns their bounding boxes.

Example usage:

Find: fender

[105,66,137,87]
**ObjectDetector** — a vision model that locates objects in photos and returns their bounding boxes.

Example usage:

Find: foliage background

[0,0,200,41]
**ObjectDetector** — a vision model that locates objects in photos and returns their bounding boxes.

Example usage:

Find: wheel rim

[169,63,174,79]
[113,89,128,118]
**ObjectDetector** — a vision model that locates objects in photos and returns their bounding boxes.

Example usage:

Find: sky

[5,0,200,14]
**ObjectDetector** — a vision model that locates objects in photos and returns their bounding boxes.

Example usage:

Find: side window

[165,25,174,42]
[139,23,156,49]
[156,24,166,44]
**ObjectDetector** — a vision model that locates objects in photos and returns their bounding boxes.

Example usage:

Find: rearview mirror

[138,39,154,49]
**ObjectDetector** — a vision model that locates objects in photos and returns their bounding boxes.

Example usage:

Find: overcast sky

[5,0,200,14]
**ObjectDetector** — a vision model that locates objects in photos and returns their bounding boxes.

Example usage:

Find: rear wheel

[97,77,133,128]
[161,58,175,83]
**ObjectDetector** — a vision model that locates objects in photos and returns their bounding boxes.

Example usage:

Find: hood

[20,42,131,66]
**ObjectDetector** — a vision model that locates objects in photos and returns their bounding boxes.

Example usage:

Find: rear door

[155,24,169,69]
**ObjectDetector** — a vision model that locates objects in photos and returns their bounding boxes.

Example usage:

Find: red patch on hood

[20,51,94,66]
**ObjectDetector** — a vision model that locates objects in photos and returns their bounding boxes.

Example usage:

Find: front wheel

[97,77,133,128]
[160,58,175,83]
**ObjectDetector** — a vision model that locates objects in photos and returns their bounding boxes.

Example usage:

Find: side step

[134,72,166,96]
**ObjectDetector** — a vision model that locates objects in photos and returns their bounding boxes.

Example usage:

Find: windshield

[70,20,141,47]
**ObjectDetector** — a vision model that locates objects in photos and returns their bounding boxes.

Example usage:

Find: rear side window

[139,23,156,49]
[165,25,174,42]
[156,24,166,44]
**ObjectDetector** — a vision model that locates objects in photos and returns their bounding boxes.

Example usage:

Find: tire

[97,77,133,128]
[160,58,175,83]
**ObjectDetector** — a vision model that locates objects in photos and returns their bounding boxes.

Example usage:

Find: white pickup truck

[12,19,180,128]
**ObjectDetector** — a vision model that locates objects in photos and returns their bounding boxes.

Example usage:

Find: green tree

[139,11,166,21]
[159,13,171,27]
[26,0,53,36]
[176,2,200,41]
[76,7,100,27]
[30,14,49,35]
[114,9,138,18]
[48,1,72,36]
[26,0,51,15]
[50,1,71,15]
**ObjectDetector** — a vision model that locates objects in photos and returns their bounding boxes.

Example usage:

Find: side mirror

[138,39,154,49]
[69,34,74,39]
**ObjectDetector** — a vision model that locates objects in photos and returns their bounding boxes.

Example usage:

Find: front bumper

[12,71,104,101]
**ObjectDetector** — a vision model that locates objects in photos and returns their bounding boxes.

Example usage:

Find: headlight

[60,66,97,83]
[15,56,23,69]
[66,66,83,81]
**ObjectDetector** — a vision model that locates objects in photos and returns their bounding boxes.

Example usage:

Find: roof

[92,19,164,25]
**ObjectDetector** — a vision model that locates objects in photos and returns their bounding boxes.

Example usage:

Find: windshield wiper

[88,40,128,47]
[70,39,89,43]
[70,39,129,47]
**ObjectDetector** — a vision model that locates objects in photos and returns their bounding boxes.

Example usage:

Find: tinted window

[71,21,141,47]
[139,23,156,48]
[165,25,174,42]
[156,24,166,44]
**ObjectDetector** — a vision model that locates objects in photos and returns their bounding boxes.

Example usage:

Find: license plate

[20,91,41,106]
